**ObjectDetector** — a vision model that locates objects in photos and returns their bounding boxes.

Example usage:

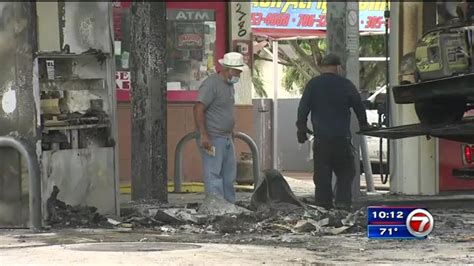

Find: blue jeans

[197,134,236,203]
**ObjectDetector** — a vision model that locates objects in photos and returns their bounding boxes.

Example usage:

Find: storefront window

[166,9,217,91]
[113,4,219,101]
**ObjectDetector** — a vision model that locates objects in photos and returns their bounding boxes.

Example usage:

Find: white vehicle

[364,86,388,174]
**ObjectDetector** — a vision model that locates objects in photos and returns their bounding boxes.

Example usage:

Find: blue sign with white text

[367,206,435,239]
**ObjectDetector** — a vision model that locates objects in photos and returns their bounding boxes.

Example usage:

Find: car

[364,86,388,174]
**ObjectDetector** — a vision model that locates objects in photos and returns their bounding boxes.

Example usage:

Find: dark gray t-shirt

[197,73,235,137]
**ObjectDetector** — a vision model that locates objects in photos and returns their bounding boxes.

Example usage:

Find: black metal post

[382,0,391,184]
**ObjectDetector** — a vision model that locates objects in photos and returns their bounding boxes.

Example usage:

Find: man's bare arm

[193,102,207,134]
[193,102,212,149]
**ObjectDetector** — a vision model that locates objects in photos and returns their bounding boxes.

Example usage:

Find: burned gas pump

[0,2,120,228]
[38,51,115,151]
[35,2,120,219]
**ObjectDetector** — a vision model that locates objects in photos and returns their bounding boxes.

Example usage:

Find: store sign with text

[230,2,252,70]
[116,71,131,102]
[176,23,205,50]
[167,9,215,21]
[251,1,389,32]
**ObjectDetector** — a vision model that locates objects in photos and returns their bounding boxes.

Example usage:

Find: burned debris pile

[112,170,368,236]
[45,171,367,236]
[116,197,367,236]
[46,186,110,228]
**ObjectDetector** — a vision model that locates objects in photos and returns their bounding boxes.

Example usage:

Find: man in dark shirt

[296,53,369,210]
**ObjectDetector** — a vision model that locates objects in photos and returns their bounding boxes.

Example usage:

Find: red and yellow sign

[251,1,389,32]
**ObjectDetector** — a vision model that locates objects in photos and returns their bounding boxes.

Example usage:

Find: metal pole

[380,0,391,185]
[0,137,42,230]
[388,1,400,192]
[173,132,198,193]
[234,132,261,187]
[361,137,375,192]
[327,2,363,199]
[272,40,279,170]
[257,98,272,171]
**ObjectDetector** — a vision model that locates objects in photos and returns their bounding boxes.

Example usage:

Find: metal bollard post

[234,132,261,188]
[173,132,198,193]
[0,136,42,230]
[173,131,261,192]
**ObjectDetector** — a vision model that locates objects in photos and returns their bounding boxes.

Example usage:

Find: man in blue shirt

[296,53,369,210]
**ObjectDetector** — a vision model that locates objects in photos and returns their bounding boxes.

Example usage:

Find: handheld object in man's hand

[205,146,216,157]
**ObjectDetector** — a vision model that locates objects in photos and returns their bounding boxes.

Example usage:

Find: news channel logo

[367,206,434,239]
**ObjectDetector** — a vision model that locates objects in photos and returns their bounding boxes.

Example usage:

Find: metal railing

[0,136,42,230]
[173,132,260,192]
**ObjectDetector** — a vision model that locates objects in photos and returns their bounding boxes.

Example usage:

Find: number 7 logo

[411,216,430,232]
[406,209,434,238]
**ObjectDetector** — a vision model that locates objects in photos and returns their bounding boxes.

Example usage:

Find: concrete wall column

[390,2,438,195]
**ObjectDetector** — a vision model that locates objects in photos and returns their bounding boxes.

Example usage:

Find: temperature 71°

[380,227,398,236]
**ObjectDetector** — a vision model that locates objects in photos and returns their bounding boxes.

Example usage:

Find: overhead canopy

[251,1,389,40]
[252,28,327,40]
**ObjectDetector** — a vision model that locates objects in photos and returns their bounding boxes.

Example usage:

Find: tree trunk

[130,2,168,202]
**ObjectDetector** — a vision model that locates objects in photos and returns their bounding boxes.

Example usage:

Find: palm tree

[253,35,387,96]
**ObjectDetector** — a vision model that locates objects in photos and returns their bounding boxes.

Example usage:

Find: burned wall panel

[63,2,112,54]
[41,148,116,216]
[0,2,38,227]
[36,2,61,52]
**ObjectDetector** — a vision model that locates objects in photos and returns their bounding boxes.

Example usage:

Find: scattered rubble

[198,195,252,216]
[294,219,320,233]
[153,209,186,225]
[106,218,121,226]
[46,186,110,228]
[330,226,350,235]
[120,215,163,228]
[45,179,368,238]
[116,199,367,237]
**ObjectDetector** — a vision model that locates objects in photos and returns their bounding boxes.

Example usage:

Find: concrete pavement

[0,235,319,265]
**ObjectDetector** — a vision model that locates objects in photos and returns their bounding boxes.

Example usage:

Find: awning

[252,28,327,41]
[253,28,387,41]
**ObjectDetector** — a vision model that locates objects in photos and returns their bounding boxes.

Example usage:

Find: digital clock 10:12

[372,210,404,220]
[368,207,415,224]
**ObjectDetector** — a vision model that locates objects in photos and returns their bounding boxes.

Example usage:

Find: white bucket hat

[218,52,247,71]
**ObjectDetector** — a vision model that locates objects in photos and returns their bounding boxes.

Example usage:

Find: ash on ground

[118,196,367,237]
[46,186,111,229]
[45,171,367,237]
[116,170,368,237]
